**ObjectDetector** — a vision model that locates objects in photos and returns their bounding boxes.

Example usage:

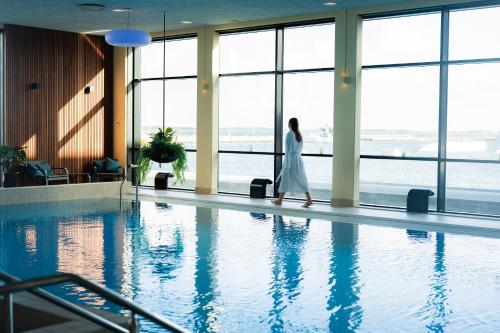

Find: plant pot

[150,154,178,164]
[4,171,20,187]
[148,144,182,164]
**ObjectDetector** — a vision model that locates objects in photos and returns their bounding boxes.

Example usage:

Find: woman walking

[272,118,313,208]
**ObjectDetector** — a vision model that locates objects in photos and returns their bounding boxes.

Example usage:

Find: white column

[195,27,220,194]
[332,11,362,207]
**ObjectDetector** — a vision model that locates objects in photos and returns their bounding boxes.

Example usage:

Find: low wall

[0,181,131,206]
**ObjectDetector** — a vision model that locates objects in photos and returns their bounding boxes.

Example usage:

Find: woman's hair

[289,118,302,142]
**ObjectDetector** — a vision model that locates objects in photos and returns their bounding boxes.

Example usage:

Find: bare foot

[302,201,313,208]
[271,199,282,206]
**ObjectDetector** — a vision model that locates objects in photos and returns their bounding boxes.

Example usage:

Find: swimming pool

[1,199,500,332]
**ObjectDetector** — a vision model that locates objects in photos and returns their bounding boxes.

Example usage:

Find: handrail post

[135,167,138,203]
[129,313,138,333]
[120,164,138,209]
[3,292,14,333]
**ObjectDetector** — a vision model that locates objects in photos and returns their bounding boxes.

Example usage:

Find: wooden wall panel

[4,25,113,173]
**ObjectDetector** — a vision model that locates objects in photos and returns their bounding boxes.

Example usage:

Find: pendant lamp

[105,9,151,47]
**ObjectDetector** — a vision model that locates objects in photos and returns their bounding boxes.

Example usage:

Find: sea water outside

[143,128,500,215]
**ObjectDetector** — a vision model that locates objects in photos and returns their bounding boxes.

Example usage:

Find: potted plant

[0,145,27,187]
[136,128,188,185]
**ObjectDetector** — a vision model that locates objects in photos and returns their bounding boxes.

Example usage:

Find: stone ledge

[0,181,130,206]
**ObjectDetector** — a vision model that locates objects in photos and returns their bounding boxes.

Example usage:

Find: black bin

[155,172,174,190]
[250,178,273,198]
[407,189,435,213]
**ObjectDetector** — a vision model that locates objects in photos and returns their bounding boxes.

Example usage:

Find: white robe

[277,131,310,194]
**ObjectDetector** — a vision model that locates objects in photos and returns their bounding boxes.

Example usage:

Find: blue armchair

[26,160,69,185]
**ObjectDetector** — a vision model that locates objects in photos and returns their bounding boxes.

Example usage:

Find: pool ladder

[0,271,190,333]
[120,164,139,207]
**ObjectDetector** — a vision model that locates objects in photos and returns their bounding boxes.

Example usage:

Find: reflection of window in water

[268,216,310,331]
[328,222,363,332]
[194,207,220,333]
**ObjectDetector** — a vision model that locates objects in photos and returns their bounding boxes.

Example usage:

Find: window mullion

[274,28,284,197]
[437,9,450,212]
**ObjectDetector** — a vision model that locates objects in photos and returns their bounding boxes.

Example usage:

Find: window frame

[217,19,336,199]
[131,34,198,191]
[0,30,4,145]
[360,1,500,216]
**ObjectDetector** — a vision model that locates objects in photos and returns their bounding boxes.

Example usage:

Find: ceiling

[0,0,412,34]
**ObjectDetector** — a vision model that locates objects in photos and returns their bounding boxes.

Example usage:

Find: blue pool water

[1,199,500,332]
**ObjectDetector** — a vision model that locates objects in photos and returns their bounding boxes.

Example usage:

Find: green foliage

[136,128,188,184]
[0,145,27,171]
[150,127,174,143]
[170,144,188,185]
[136,152,153,184]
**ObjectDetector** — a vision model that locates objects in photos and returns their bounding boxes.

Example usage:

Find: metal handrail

[120,164,138,204]
[0,272,190,333]
[0,272,127,333]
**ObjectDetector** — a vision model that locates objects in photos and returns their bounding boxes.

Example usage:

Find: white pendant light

[106,9,151,48]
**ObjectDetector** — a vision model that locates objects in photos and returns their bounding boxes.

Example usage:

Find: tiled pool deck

[126,188,500,239]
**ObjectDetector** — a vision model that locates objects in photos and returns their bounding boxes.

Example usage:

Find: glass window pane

[361,66,440,157]
[219,30,276,74]
[447,63,500,160]
[140,79,197,150]
[219,75,275,152]
[360,159,437,209]
[446,162,500,215]
[362,13,441,65]
[140,38,197,78]
[219,153,274,196]
[141,151,196,190]
[449,6,500,60]
[284,23,335,70]
[285,156,332,201]
[282,72,334,155]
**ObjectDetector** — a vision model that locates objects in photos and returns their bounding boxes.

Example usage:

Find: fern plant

[136,128,188,185]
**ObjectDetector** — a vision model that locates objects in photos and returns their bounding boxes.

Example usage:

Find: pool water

[1,199,500,332]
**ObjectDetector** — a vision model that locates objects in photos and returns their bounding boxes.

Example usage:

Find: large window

[218,22,335,200]
[133,36,197,190]
[0,31,3,144]
[361,5,500,215]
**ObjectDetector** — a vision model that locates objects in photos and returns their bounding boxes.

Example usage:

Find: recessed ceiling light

[78,3,106,11]
[181,21,192,24]
[323,2,337,6]
[112,8,132,13]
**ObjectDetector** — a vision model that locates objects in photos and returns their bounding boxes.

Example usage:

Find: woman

[272,118,313,208]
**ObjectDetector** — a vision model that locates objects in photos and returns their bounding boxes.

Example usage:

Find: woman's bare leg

[272,192,285,205]
[304,192,313,207]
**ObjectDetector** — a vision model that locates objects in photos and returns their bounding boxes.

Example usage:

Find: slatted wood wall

[4,25,113,173]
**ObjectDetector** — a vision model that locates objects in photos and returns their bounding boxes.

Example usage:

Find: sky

[138,6,500,133]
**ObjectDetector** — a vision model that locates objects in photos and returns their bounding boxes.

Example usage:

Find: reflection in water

[149,228,184,280]
[141,203,184,281]
[328,222,363,332]
[194,207,220,333]
[268,215,310,332]
[426,233,450,333]
[250,212,271,221]
[0,219,58,278]
[122,203,142,301]
[2,201,499,332]
[406,229,430,241]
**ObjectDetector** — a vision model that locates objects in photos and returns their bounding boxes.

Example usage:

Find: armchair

[91,157,125,182]
[25,161,69,185]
